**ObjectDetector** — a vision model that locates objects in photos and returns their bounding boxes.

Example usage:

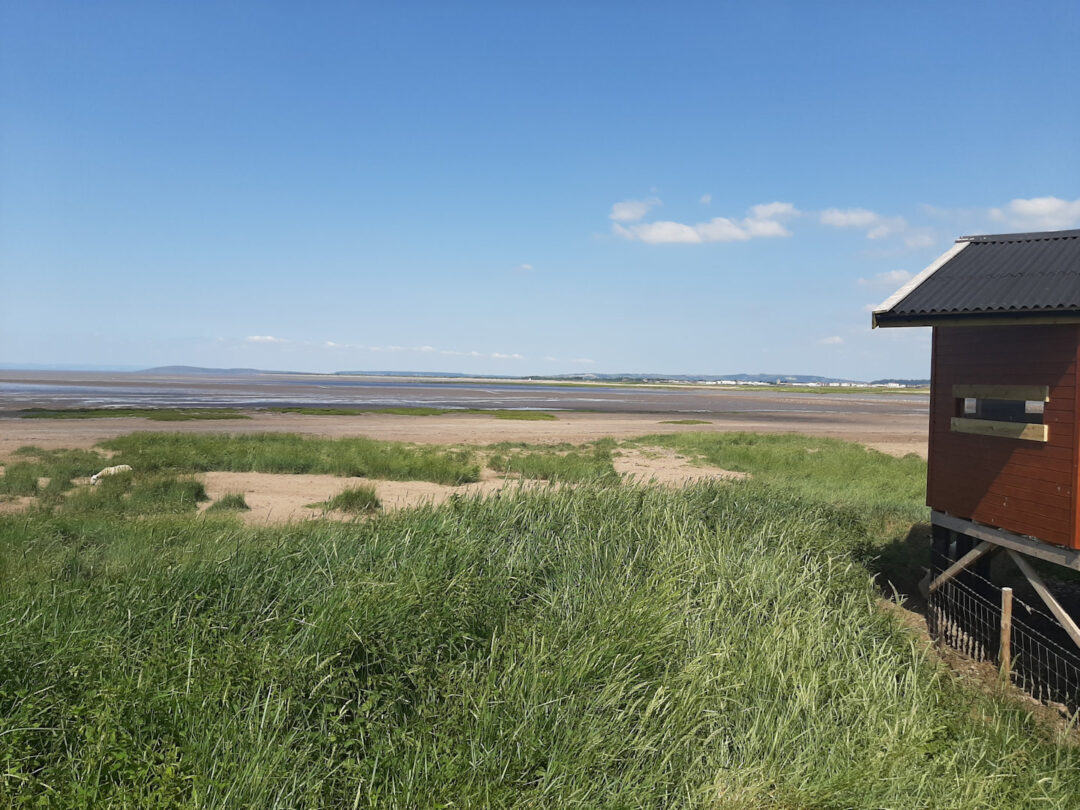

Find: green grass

[99,432,481,486]
[205,492,251,512]
[659,419,711,425]
[488,439,619,482]
[267,406,557,420]
[0,447,108,500]
[1,480,1078,807]
[20,407,251,421]
[323,484,381,514]
[60,472,209,517]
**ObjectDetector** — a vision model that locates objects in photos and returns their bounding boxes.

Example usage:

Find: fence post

[1000,587,1013,681]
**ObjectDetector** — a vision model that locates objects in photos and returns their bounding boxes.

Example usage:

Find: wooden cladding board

[928,324,1080,549]
[950,417,1048,442]
[952,384,1050,402]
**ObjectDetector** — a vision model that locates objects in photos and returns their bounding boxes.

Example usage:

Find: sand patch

[614,448,749,487]
[198,470,552,525]
[0,496,35,514]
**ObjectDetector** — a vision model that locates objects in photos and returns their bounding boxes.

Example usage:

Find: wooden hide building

[874,227,1080,581]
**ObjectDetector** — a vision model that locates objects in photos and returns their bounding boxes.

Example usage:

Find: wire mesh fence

[929,538,1080,710]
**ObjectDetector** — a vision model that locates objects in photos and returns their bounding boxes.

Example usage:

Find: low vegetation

[658,418,711,425]
[100,432,481,486]
[20,407,250,421]
[205,492,251,512]
[487,439,619,482]
[323,484,381,514]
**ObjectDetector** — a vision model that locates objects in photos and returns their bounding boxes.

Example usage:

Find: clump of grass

[99,432,480,485]
[488,439,618,482]
[1,482,1079,806]
[205,492,250,512]
[0,462,40,496]
[324,484,381,514]
[659,418,711,425]
[21,407,250,421]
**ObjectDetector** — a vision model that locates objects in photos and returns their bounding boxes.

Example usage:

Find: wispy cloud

[989,196,1080,231]
[699,193,712,205]
[609,198,660,222]
[491,352,525,360]
[613,200,799,245]
[820,207,908,239]
[513,263,534,273]
[245,335,288,344]
[818,336,844,346]
[857,269,912,288]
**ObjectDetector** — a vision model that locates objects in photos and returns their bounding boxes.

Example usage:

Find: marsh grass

[100,432,481,485]
[0,447,107,499]
[487,439,619,482]
[60,473,209,517]
[205,492,251,512]
[21,407,250,421]
[1,483,1078,807]
[323,484,381,514]
[267,406,556,420]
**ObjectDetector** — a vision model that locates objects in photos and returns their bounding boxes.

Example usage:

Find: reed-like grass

[0,483,1077,807]
[100,432,480,485]
[487,439,619,482]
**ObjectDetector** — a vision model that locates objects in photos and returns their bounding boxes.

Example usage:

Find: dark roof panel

[875,229,1080,326]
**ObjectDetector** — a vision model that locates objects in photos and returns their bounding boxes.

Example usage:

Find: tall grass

[100,432,480,485]
[324,484,381,513]
[1,483,1077,807]
[487,439,619,482]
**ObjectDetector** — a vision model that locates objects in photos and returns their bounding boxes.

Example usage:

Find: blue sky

[2,1,1078,379]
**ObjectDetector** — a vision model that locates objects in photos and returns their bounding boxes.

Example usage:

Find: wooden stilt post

[1000,587,1013,680]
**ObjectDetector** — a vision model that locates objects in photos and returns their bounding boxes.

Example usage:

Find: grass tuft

[206,492,251,512]
[324,484,381,513]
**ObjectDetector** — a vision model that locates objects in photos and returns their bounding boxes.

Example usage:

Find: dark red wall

[928,324,1080,548]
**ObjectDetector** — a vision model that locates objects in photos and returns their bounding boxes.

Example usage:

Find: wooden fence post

[1000,586,1013,681]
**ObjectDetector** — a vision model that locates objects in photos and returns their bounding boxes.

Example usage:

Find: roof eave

[874,310,1080,328]
[870,240,971,329]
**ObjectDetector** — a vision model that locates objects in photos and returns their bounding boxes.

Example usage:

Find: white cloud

[903,231,936,249]
[513,263,534,273]
[613,200,799,245]
[544,356,558,361]
[857,269,913,288]
[820,207,908,239]
[988,196,1080,231]
[818,336,844,345]
[245,335,287,344]
[571,357,595,364]
[699,193,712,205]
[491,352,525,360]
[820,208,880,228]
[609,198,660,222]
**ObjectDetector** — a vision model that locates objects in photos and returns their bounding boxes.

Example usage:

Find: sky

[1,1,1078,379]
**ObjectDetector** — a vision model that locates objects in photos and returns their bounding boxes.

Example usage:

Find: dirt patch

[615,447,749,487]
[0,496,35,514]
[197,470,553,525]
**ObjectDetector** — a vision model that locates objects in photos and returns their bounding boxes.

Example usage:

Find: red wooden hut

[873,228,1080,641]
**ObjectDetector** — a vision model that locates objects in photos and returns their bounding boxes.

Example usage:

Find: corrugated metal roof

[874,229,1080,327]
